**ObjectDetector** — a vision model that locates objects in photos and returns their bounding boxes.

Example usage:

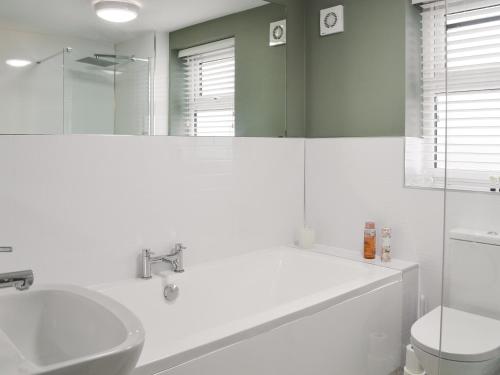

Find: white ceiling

[0,0,269,43]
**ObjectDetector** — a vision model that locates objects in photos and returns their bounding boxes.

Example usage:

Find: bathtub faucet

[0,247,34,290]
[141,243,186,279]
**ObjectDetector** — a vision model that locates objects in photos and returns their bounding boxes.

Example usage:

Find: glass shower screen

[439,1,500,375]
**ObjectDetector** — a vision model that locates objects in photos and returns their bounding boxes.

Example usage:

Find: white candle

[297,227,315,249]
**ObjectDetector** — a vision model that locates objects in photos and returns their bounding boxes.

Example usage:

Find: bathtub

[97,246,404,375]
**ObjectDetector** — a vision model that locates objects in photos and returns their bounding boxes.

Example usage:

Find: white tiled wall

[0,136,304,286]
[305,138,444,259]
[4,135,494,312]
[305,137,444,310]
[305,137,500,311]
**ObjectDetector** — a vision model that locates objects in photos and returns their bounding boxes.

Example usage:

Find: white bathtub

[97,247,403,375]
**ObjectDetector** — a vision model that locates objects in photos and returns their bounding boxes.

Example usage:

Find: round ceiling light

[5,59,32,67]
[94,0,140,23]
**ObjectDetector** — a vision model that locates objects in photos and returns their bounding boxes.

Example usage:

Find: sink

[0,284,145,375]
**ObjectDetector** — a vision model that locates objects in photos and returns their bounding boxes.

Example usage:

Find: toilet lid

[411,306,500,362]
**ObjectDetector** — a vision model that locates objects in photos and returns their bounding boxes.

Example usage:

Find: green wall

[305,0,409,137]
[169,4,288,137]
[169,0,413,138]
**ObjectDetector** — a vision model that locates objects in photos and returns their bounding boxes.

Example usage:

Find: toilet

[411,306,500,375]
[410,229,500,375]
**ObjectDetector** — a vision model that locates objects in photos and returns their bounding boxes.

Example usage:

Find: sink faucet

[141,243,186,279]
[0,247,34,291]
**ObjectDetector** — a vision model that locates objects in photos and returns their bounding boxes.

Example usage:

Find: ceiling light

[94,0,140,23]
[5,59,32,67]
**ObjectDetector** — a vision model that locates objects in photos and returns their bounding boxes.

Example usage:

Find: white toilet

[410,229,500,375]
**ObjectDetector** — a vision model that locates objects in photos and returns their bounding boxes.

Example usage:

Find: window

[407,0,500,191]
[179,38,235,137]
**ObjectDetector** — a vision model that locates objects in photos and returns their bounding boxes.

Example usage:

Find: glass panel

[114,56,152,135]
[63,46,152,135]
[440,2,500,375]
[63,48,116,134]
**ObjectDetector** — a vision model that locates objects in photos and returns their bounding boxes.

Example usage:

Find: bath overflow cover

[164,284,179,301]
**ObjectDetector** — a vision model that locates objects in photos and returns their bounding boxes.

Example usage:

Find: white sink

[0,284,145,375]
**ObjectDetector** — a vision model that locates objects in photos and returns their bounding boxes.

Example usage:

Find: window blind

[179,38,235,137]
[408,0,500,191]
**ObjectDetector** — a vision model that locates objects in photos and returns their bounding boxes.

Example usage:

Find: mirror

[168,3,286,137]
[0,0,288,136]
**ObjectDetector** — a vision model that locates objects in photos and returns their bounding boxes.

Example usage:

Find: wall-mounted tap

[141,243,186,279]
[0,247,34,290]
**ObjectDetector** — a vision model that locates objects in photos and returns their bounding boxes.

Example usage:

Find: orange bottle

[364,221,376,259]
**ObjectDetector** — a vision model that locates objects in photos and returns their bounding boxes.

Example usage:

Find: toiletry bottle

[363,221,376,259]
[381,227,392,262]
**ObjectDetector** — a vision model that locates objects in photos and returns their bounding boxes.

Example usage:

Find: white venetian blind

[179,38,235,137]
[414,0,500,191]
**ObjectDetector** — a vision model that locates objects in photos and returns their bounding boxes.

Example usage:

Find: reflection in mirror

[168,3,287,137]
[0,0,287,136]
[62,37,154,135]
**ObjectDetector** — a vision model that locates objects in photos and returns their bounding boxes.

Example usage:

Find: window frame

[406,0,500,192]
[179,38,236,137]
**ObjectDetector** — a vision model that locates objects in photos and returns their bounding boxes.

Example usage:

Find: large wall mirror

[0,0,290,136]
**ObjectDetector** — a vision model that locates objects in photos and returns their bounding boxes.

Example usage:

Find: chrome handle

[0,247,13,252]
[172,243,186,273]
